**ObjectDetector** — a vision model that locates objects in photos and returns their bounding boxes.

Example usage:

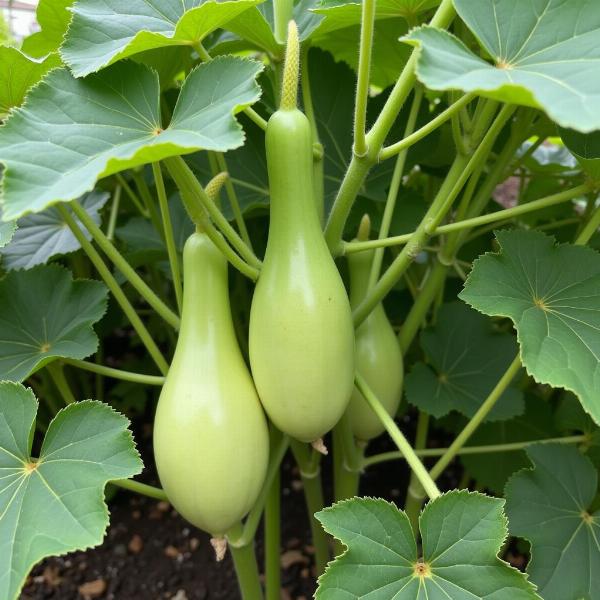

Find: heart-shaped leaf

[0,265,107,381]
[405,302,524,421]
[505,444,600,600]
[61,0,261,77]
[0,382,142,600]
[0,48,61,116]
[0,191,109,270]
[404,0,600,132]
[460,229,600,426]
[315,492,539,599]
[0,56,263,220]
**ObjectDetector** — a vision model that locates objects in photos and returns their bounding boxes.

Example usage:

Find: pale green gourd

[248,100,354,443]
[346,227,403,441]
[154,232,269,536]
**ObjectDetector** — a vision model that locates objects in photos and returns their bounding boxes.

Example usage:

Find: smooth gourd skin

[346,248,403,440]
[249,109,355,443]
[154,233,269,536]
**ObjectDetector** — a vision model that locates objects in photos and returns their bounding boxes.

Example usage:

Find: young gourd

[154,232,269,536]
[249,22,355,443]
[346,216,403,440]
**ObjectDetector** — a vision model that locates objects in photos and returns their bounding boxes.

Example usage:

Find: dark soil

[19,410,475,600]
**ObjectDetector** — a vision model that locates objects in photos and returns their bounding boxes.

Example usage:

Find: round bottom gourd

[154,232,269,536]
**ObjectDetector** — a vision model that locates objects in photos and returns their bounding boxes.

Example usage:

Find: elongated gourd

[154,232,269,536]
[346,219,403,440]
[249,22,354,443]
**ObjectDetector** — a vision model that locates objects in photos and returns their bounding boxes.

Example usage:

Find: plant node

[413,559,432,578]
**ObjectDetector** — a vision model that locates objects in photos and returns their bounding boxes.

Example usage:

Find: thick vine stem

[356,373,441,500]
[280,21,300,111]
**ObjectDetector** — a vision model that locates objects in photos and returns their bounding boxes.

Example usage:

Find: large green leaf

[61,0,261,77]
[460,230,600,426]
[0,191,109,270]
[21,0,75,58]
[0,57,263,220]
[559,128,600,179]
[505,444,600,600]
[0,265,107,381]
[0,382,142,600]
[462,395,557,493]
[405,302,524,421]
[0,48,61,116]
[404,0,600,132]
[315,492,539,599]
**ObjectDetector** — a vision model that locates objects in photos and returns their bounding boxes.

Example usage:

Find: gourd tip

[280,20,300,111]
[311,438,328,455]
[210,537,228,561]
[205,171,229,203]
[357,214,371,241]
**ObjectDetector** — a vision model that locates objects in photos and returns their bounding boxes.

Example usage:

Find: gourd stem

[362,435,588,468]
[353,0,376,157]
[152,162,183,313]
[164,156,262,270]
[112,479,169,501]
[58,204,170,375]
[324,0,456,250]
[115,173,148,217]
[62,358,165,386]
[70,199,180,330]
[229,539,265,600]
[379,92,475,161]
[213,153,254,250]
[46,362,76,405]
[356,373,441,500]
[575,199,600,245]
[352,104,514,327]
[368,86,423,290]
[132,170,164,240]
[429,356,523,482]
[280,21,300,111]
[106,185,121,241]
[193,42,268,131]
[404,413,430,532]
[264,470,281,600]
[290,440,330,574]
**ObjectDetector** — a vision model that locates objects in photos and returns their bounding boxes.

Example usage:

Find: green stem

[324,0,456,250]
[112,479,169,501]
[356,373,441,500]
[429,356,523,481]
[368,87,423,290]
[344,183,590,254]
[58,205,169,375]
[404,412,430,530]
[235,432,290,546]
[273,0,293,44]
[575,198,600,245]
[106,185,121,241]
[229,537,264,600]
[214,152,254,250]
[362,435,588,467]
[47,362,76,405]
[152,162,183,313]
[62,358,165,386]
[264,470,281,600]
[164,156,261,269]
[353,0,376,157]
[115,173,148,217]
[379,93,475,161]
[352,105,514,326]
[133,170,164,237]
[70,199,180,330]
[290,440,330,575]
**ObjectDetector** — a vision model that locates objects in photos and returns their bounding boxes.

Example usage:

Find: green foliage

[0,382,142,600]
[315,493,539,598]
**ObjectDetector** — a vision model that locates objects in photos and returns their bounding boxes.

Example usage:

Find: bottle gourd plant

[0,1,600,599]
